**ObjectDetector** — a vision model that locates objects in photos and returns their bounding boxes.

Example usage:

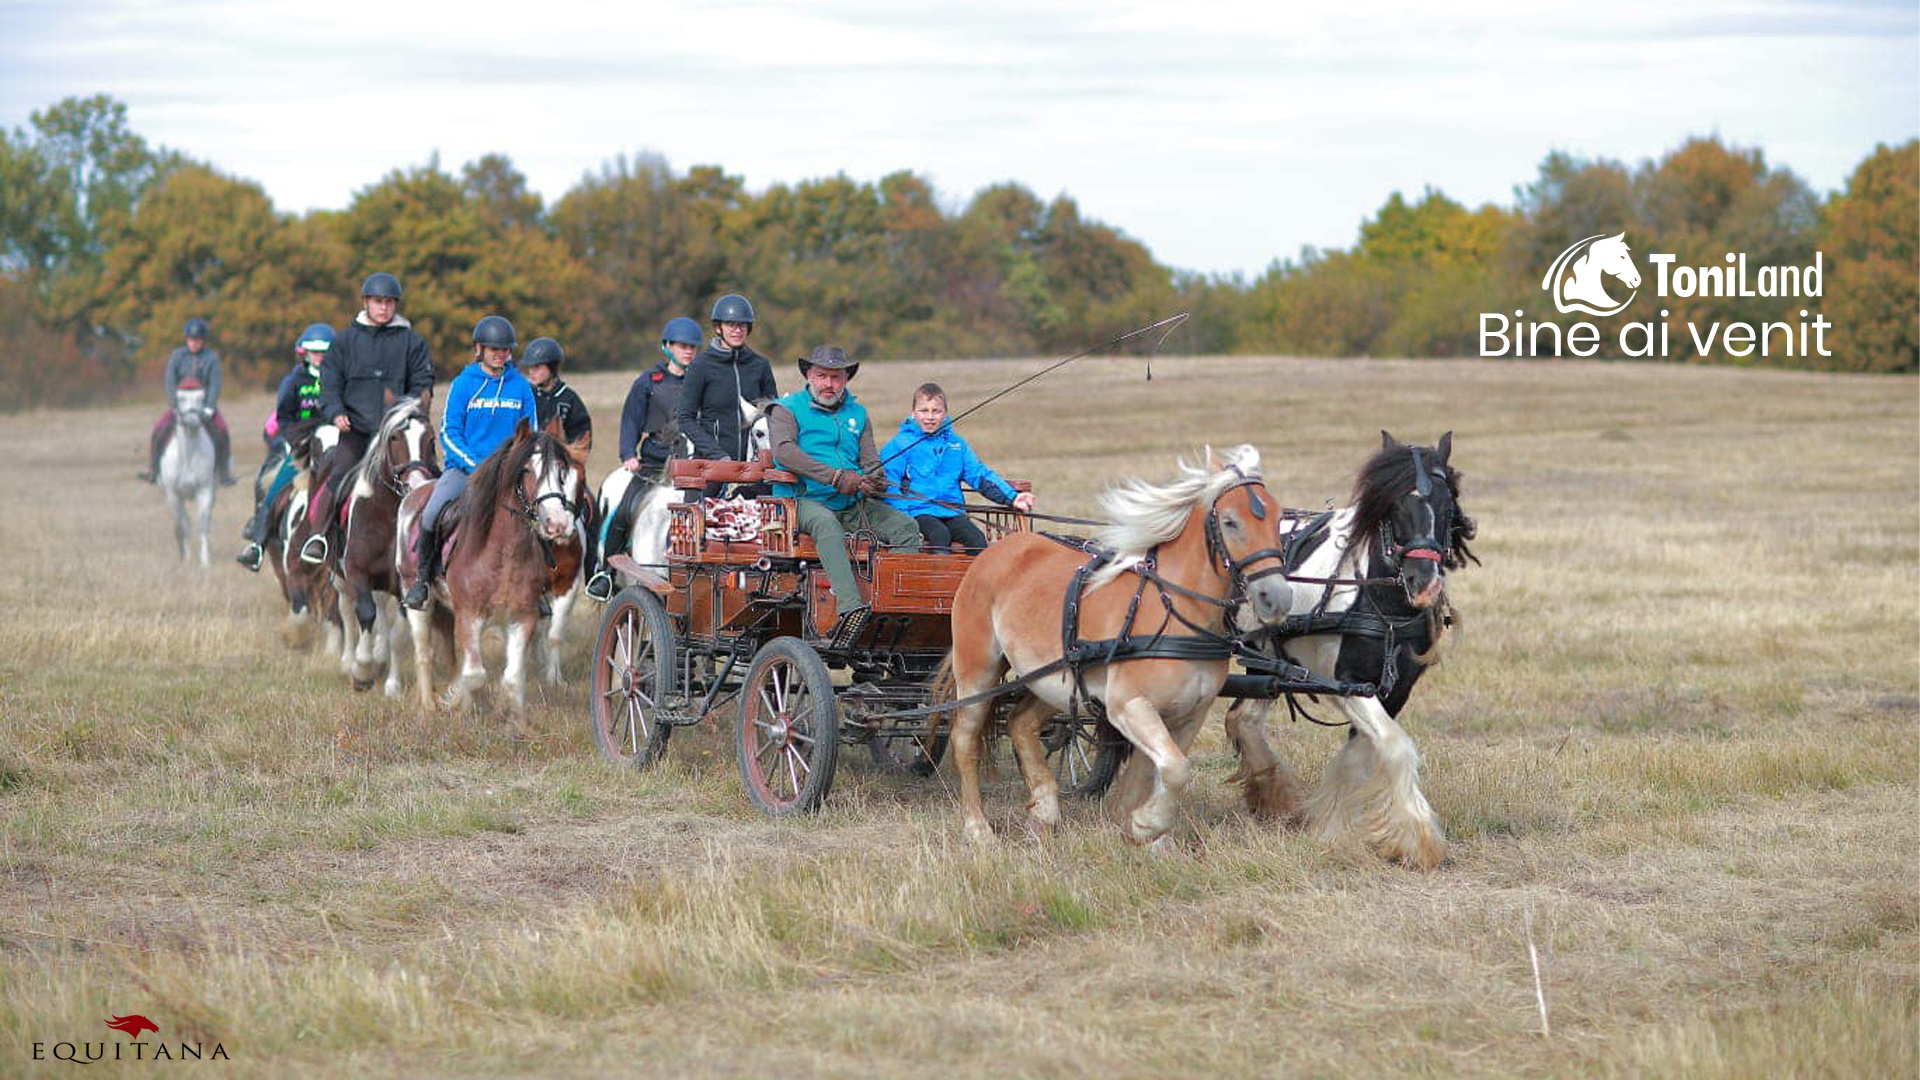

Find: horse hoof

[349,675,374,693]
[963,820,994,844]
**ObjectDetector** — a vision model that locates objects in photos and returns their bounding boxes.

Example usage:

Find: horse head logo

[1542,232,1640,316]
[105,1014,159,1038]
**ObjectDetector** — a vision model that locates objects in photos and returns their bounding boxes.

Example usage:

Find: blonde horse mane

[1088,444,1262,590]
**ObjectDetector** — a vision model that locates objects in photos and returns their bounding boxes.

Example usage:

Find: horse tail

[924,651,956,738]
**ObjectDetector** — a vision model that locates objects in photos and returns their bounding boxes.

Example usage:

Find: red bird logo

[105,1014,159,1038]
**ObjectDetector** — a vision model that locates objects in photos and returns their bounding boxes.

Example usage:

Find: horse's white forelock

[1088,445,1261,588]
[353,398,424,490]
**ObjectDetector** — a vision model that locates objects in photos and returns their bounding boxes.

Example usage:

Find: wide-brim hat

[797,345,859,378]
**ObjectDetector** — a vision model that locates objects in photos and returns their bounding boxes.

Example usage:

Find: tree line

[1,95,1912,412]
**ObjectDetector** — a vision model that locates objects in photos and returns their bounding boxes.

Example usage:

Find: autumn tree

[1819,140,1919,373]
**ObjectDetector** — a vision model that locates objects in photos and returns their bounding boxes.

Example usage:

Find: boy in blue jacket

[882,383,1035,554]
[404,316,538,610]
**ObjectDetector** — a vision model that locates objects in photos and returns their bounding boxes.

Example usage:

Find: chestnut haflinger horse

[1175,431,1478,870]
[335,399,439,695]
[158,381,218,566]
[400,421,589,712]
[947,445,1294,846]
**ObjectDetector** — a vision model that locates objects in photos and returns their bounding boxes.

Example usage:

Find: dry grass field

[0,355,1914,1078]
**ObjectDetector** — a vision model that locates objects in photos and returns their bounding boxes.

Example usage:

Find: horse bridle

[1204,470,1291,601]
[380,422,439,497]
[1376,447,1451,581]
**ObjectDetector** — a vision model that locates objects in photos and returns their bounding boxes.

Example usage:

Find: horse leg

[405,603,436,711]
[194,487,213,568]
[443,609,487,710]
[1004,693,1062,836]
[1304,698,1446,869]
[1223,698,1308,825]
[381,594,406,699]
[334,576,358,675]
[1103,692,1191,845]
[348,582,382,691]
[542,580,577,684]
[947,645,1006,844]
[168,490,189,560]
[502,614,536,715]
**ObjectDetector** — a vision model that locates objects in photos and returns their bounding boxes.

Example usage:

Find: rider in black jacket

[675,294,777,462]
[524,337,592,446]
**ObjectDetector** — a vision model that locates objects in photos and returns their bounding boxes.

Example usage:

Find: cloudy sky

[3,0,1914,277]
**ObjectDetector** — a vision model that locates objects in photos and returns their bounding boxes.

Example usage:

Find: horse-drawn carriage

[587,451,1122,815]
[586,434,1472,866]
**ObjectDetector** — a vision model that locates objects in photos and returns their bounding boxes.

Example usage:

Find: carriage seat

[669,451,797,490]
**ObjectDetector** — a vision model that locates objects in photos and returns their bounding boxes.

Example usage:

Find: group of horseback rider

[184,273,1032,629]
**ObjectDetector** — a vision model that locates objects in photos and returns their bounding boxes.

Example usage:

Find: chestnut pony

[946,446,1294,846]
[400,420,588,713]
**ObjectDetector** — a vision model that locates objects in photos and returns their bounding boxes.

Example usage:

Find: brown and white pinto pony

[400,420,588,713]
[946,446,1294,846]
[1112,431,1478,870]
[330,399,439,695]
[265,478,344,658]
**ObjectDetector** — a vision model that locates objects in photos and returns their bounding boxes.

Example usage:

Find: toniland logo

[1543,232,1641,316]
[1481,233,1830,360]
[30,1012,230,1065]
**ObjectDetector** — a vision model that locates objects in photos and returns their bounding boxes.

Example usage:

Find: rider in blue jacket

[882,383,1035,553]
[403,316,538,610]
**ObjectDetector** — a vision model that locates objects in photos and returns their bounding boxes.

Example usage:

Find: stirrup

[299,534,328,564]
[538,595,553,618]
[235,544,263,572]
[584,570,614,602]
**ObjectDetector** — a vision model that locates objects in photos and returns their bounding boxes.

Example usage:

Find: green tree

[1819,140,1919,373]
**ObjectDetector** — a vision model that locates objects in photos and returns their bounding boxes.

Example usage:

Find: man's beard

[810,387,842,407]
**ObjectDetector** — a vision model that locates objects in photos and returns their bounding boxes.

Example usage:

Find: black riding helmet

[472,315,516,350]
[523,337,564,369]
[361,272,403,299]
[183,316,209,337]
[710,294,755,326]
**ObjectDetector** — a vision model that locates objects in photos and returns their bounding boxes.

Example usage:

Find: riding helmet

[523,337,564,369]
[660,317,702,346]
[360,272,403,299]
[184,317,210,337]
[472,315,516,350]
[296,323,335,353]
[710,294,755,326]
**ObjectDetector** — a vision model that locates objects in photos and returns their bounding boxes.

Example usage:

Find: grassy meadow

[0,355,1914,1077]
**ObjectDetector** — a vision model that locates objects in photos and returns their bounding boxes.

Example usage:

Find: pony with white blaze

[158,379,218,566]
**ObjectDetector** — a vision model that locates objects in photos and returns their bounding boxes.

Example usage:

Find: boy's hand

[1012,492,1036,513]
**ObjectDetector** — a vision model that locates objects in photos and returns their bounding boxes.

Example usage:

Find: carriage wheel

[736,637,841,816]
[1043,713,1127,799]
[590,587,677,770]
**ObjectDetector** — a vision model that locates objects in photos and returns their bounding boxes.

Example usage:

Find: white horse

[1545,232,1640,316]
[158,383,218,567]
[587,396,772,600]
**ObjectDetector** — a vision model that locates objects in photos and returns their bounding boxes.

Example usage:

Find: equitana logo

[1480,232,1831,360]
[31,1013,230,1065]
[1543,232,1641,316]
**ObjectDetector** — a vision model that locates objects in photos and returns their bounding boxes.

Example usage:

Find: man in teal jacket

[767,346,920,626]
